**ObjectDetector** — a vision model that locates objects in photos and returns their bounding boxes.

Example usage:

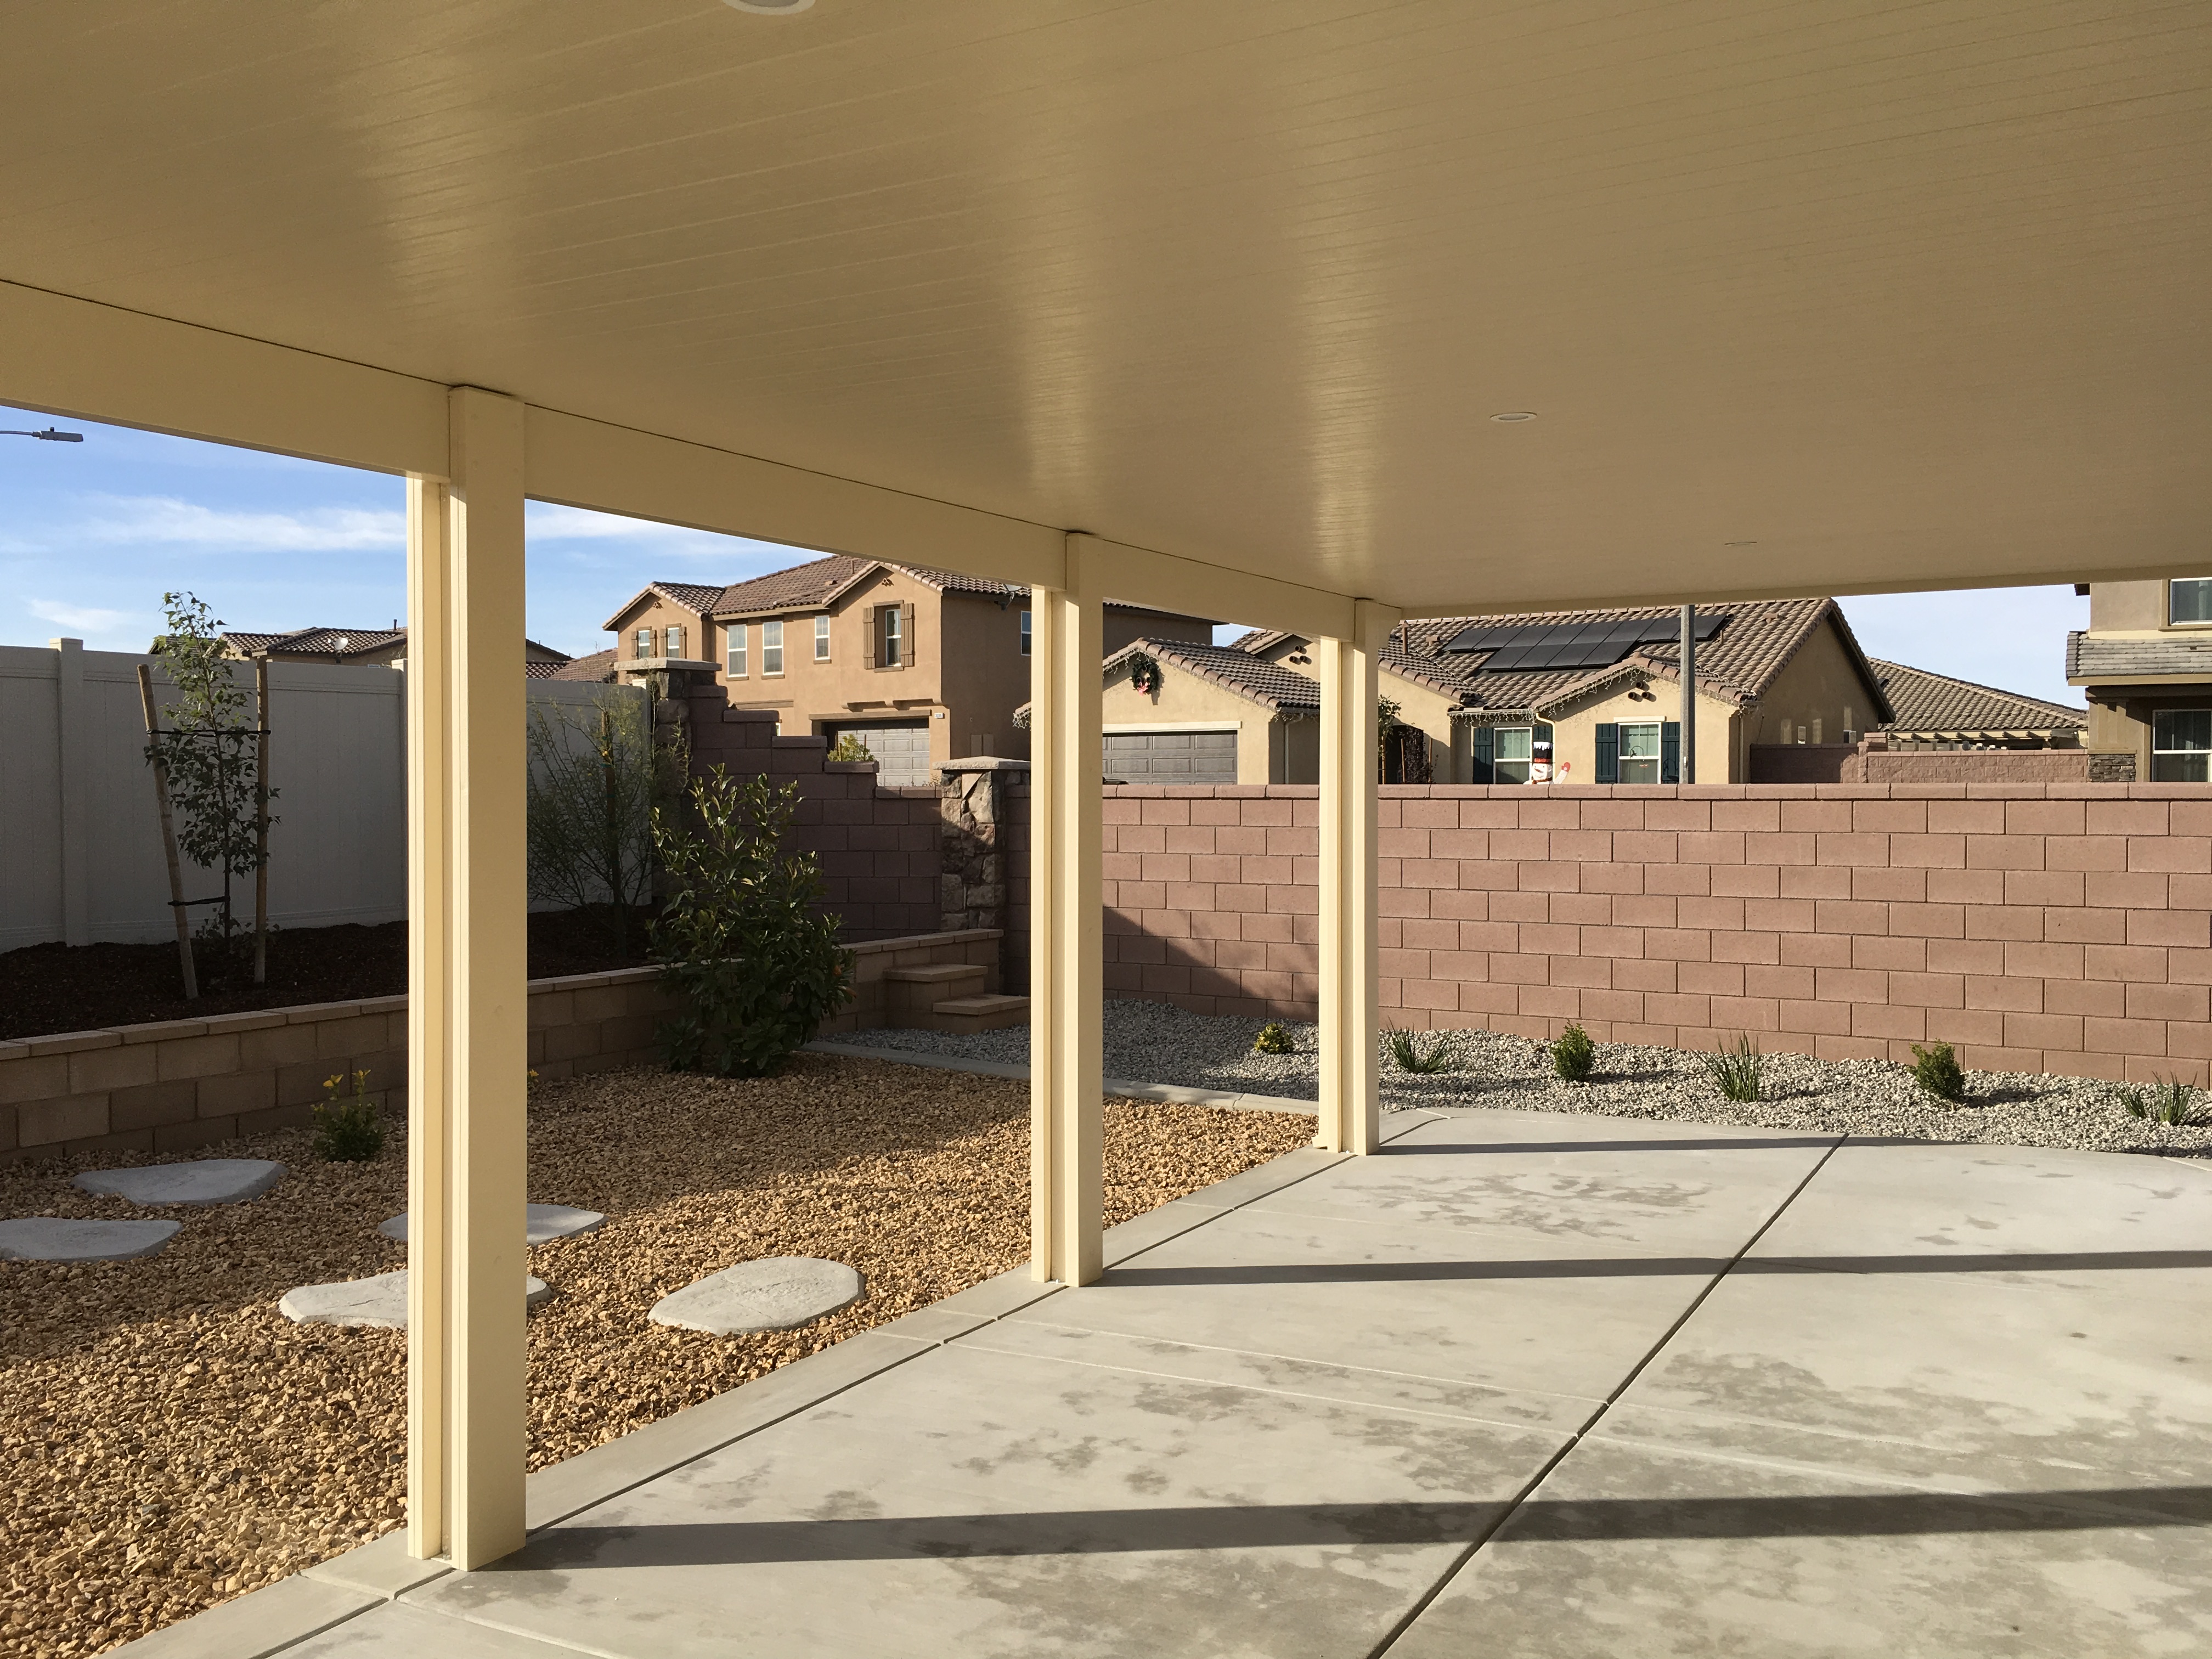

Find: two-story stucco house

[2067,577,2212,781]
[1088,598,1897,785]
[603,558,1211,783]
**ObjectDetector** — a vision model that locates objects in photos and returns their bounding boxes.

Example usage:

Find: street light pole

[1,427,85,441]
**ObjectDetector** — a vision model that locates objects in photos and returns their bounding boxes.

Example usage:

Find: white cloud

[28,598,144,634]
[524,501,806,563]
[80,495,405,552]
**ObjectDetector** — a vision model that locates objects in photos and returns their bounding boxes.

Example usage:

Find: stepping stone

[649,1256,862,1335]
[376,1204,605,1245]
[278,1269,552,1330]
[0,1218,182,1262]
[75,1158,286,1206]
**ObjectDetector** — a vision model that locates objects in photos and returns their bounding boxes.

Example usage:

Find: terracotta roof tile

[1113,637,1318,713]
[1871,659,2084,735]
[2066,631,2212,684]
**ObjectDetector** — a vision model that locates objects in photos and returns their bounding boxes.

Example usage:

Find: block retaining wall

[0,930,1000,1161]
[1101,783,2212,1086]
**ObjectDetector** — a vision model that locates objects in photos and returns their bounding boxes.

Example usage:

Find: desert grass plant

[1699,1034,1767,1103]
[1551,1022,1596,1084]
[1252,1022,1294,1056]
[2119,1076,2202,1126]
[1909,1040,1968,1103]
[526,689,685,955]
[312,1069,383,1162]
[650,766,854,1078]
[1385,1025,1455,1073]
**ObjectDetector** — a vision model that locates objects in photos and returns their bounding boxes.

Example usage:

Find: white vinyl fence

[0,641,639,951]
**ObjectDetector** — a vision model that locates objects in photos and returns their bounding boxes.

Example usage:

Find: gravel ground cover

[0,1056,1313,1658]
[841,1002,2212,1158]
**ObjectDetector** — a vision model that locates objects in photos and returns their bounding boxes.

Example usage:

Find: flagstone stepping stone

[0,1218,182,1262]
[75,1158,285,1206]
[648,1256,862,1335]
[376,1204,605,1245]
[278,1269,552,1330]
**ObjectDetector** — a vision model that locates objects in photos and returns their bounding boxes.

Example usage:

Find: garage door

[1104,729,1238,785]
[830,721,933,787]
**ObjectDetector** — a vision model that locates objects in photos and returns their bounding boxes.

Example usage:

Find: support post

[253,655,271,985]
[1679,602,1696,786]
[407,386,529,1570]
[1317,600,1397,1155]
[136,662,198,1000]
[1029,534,1102,1285]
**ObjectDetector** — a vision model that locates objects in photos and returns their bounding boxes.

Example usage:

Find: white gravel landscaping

[838,1001,2212,1158]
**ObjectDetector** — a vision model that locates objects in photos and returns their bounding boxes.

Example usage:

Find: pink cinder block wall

[1099,783,2212,1086]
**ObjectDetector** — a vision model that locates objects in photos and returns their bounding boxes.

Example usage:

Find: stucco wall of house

[1100,655,1290,785]
[606,591,710,668]
[1756,620,1883,746]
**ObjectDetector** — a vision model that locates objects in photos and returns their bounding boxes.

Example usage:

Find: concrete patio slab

[117,1107,2212,1658]
[377,1204,605,1245]
[278,1271,552,1329]
[0,1217,181,1261]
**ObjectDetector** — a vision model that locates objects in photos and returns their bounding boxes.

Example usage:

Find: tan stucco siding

[1514,683,1740,784]
[1380,674,1462,780]
[606,594,710,669]
[1100,658,1289,783]
[1754,621,1879,748]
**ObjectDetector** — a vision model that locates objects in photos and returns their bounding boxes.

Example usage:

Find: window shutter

[901,601,918,668]
[863,607,877,669]
[1469,725,1494,783]
[1661,721,1681,784]
[1594,723,1620,784]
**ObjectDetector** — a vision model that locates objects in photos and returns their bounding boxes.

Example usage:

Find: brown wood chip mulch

[0,1056,1314,1658]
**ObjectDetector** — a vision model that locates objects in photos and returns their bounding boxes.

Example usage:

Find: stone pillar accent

[939,758,1029,992]
[2089,752,2137,782]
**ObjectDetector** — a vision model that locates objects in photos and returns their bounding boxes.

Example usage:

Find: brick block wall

[1,929,1001,1161]
[1101,783,2212,1086]
[684,691,942,939]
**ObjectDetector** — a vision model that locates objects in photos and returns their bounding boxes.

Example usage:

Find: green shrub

[2120,1077,2201,1126]
[827,731,875,764]
[1551,1023,1596,1084]
[1385,1026,1454,1073]
[1909,1041,1967,1103]
[1252,1022,1294,1056]
[1699,1034,1766,1103]
[650,766,854,1078]
[313,1069,384,1162]
[525,690,684,955]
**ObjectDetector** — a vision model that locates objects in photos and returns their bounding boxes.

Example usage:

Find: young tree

[524,689,681,953]
[148,592,275,985]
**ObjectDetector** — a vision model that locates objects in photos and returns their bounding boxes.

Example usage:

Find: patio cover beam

[1029,535,1105,1285]
[1317,602,1397,1155]
[405,386,531,1570]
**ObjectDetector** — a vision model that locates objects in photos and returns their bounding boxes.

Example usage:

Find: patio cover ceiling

[3,1,2208,614]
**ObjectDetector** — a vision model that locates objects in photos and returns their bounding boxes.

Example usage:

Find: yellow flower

[323,1074,342,1091]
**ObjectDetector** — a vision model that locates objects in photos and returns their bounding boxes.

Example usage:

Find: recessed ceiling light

[1724,540,1758,547]
[724,0,813,12]
[1490,411,1537,423]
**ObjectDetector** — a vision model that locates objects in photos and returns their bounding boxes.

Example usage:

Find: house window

[762,618,785,676]
[633,627,652,659]
[814,614,831,660]
[664,624,684,658]
[2152,709,2212,781]
[2171,580,2212,625]
[881,605,902,668]
[1492,725,1533,785]
[1618,721,1663,784]
[1812,717,1824,744]
[1020,610,1031,656]
[726,624,747,678]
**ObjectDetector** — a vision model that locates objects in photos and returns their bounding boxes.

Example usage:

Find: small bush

[827,732,875,764]
[2120,1077,2201,1126]
[1252,1022,1294,1056]
[1909,1041,1967,1103]
[650,766,855,1078]
[1551,1023,1596,1084]
[1700,1034,1765,1103]
[1386,1026,1454,1074]
[313,1069,383,1162]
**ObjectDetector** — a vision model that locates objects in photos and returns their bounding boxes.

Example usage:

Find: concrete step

[883,962,990,1024]
[917,994,1030,1035]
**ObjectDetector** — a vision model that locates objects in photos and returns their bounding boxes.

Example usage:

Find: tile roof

[2066,631,2212,684]
[1385,597,1885,716]
[1872,659,2084,735]
[1110,637,1319,713]
[545,648,617,682]
[221,627,405,659]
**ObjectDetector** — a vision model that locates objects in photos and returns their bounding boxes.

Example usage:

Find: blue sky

[0,403,2087,707]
